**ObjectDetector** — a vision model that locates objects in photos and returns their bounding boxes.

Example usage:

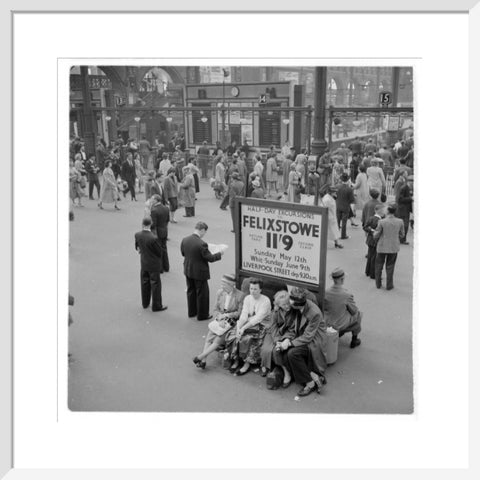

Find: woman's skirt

[225,325,266,365]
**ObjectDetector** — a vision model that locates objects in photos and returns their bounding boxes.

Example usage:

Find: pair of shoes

[153,306,168,312]
[260,368,268,377]
[198,314,213,321]
[297,383,317,397]
[192,357,206,369]
[235,366,250,376]
[171,220,177,223]
[386,286,394,291]
[401,241,410,245]
[98,203,103,209]
[376,284,382,289]
[230,230,235,233]
[114,205,121,210]
[183,215,190,217]
[340,236,349,240]
[351,222,359,227]
[311,373,326,393]
[350,338,362,348]
[282,378,292,388]
[219,206,227,210]
[334,242,343,249]
[229,363,239,373]
[89,196,94,200]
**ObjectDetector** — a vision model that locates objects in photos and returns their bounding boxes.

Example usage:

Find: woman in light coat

[179,165,196,217]
[98,160,120,210]
[319,185,343,248]
[352,164,370,210]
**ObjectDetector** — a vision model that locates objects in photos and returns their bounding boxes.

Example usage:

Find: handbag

[300,193,315,205]
[266,366,284,390]
[208,318,232,336]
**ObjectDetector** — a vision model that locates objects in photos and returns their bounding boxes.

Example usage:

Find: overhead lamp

[166,112,173,122]
[282,118,290,125]
[134,116,141,122]
[105,115,112,121]
[200,111,208,123]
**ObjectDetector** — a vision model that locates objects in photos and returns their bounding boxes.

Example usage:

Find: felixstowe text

[240,204,324,285]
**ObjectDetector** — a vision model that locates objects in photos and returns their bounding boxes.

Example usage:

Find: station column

[310,66,328,156]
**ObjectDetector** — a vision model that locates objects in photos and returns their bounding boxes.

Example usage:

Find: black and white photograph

[68,65,414,413]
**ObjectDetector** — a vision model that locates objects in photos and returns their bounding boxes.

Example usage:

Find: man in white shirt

[227,278,271,376]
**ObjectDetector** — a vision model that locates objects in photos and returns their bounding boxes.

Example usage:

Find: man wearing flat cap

[324,268,362,348]
[228,171,245,233]
[272,287,328,397]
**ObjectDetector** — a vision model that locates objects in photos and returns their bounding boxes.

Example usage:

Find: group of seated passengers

[192,268,362,398]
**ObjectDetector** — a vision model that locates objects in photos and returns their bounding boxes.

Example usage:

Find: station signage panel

[234,199,328,296]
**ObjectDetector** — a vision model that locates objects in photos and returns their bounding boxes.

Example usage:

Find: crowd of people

[70,128,414,398]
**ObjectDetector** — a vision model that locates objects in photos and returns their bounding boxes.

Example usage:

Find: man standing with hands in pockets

[180,222,225,321]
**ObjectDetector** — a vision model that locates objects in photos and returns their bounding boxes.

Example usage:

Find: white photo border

[3,1,478,478]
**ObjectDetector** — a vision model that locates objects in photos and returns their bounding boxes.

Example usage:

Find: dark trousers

[230,205,236,231]
[375,252,398,289]
[186,276,210,320]
[274,345,312,385]
[141,270,163,311]
[365,245,377,279]
[220,193,230,209]
[124,180,136,200]
[336,210,349,238]
[88,176,101,199]
[286,344,312,385]
[399,214,409,242]
[184,206,195,217]
[157,236,170,272]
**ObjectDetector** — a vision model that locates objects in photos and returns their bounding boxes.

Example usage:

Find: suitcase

[326,327,339,365]
[266,366,284,390]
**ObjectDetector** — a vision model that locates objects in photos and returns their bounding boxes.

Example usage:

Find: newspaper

[208,243,228,255]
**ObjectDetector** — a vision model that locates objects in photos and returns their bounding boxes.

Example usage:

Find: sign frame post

[234,197,329,306]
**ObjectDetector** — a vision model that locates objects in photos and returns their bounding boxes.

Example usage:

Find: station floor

[68,180,414,414]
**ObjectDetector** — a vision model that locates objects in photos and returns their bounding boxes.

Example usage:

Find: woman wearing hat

[97,160,120,210]
[319,184,343,248]
[192,274,245,369]
[287,163,301,203]
[250,178,265,199]
[179,165,196,217]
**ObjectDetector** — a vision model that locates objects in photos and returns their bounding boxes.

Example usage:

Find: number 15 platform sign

[234,198,329,303]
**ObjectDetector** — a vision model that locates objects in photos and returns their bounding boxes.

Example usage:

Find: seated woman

[225,278,271,376]
[192,274,245,369]
[260,290,294,387]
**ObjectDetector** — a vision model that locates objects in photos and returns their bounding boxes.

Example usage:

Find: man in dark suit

[374,204,405,290]
[335,173,355,239]
[396,175,414,244]
[134,217,167,312]
[361,188,382,227]
[150,195,170,272]
[228,172,245,233]
[363,204,384,279]
[180,221,224,320]
[324,268,362,348]
[121,152,137,201]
